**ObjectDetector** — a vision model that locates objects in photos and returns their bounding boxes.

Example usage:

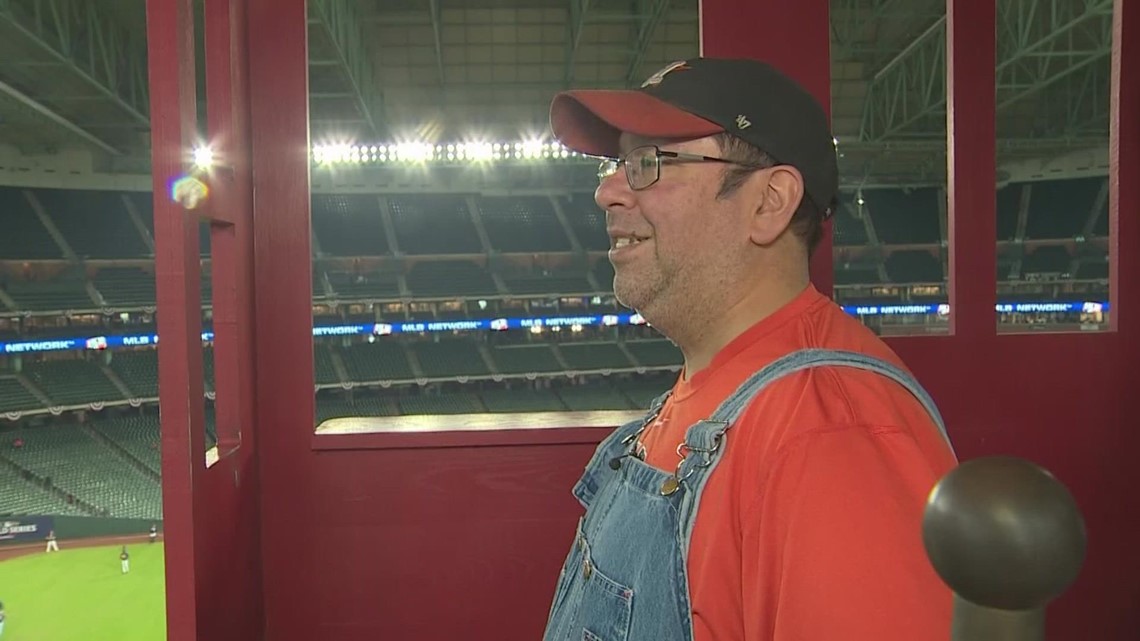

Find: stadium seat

[326,269,401,300]
[0,377,45,413]
[624,339,683,368]
[5,275,94,312]
[398,392,484,415]
[414,340,490,378]
[558,342,634,372]
[0,465,88,516]
[0,188,63,259]
[885,250,944,284]
[389,195,483,254]
[95,267,157,308]
[109,350,160,399]
[33,188,149,259]
[312,193,392,256]
[562,193,610,251]
[555,381,635,411]
[832,201,870,246]
[478,196,572,252]
[341,342,415,383]
[25,359,124,407]
[1025,178,1102,240]
[864,187,942,244]
[490,344,562,376]
[407,260,498,297]
[4,424,162,519]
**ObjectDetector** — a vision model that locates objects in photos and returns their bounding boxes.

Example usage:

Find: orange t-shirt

[638,285,957,641]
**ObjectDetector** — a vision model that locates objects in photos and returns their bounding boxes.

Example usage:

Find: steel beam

[830,0,906,57]
[831,0,946,64]
[427,0,445,87]
[0,76,119,153]
[308,0,382,135]
[1013,51,1112,137]
[861,0,1115,141]
[564,0,590,87]
[1064,64,1111,135]
[0,0,149,125]
[995,1,1114,110]
[623,0,671,87]
[859,16,947,140]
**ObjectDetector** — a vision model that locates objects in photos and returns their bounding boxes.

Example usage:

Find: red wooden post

[147,0,263,638]
[247,0,315,638]
[1110,0,1137,333]
[698,0,834,295]
[145,1,205,638]
[1107,0,1140,630]
[946,0,997,340]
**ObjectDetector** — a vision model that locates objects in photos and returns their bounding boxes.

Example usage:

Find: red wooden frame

[147,0,262,639]
[146,0,1139,639]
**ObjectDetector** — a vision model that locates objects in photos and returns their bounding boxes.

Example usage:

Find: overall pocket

[545,521,636,641]
[545,518,586,630]
[577,554,634,641]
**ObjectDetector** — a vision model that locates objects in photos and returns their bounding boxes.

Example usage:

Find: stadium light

[311,137,586,166]
[460,142,495,162]
[193,145,215,169]
[395,142,434,162]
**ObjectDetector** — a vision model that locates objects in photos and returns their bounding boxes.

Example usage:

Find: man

[149,524,158,543]
[0,599,5,639]
[120,546,130,574]
[542,58,958,641]
[44,529,58,553]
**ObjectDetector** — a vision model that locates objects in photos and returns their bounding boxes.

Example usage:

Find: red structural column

[1111,0,1137,334]
[198,1,266,639]
[146,0,265,638]
[699,0,833,295]
[946,0,997,340]
[1109,0,1140,635]
[144,1,205,640]
[247,0,315,638]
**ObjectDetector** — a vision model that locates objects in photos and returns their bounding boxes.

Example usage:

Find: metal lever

[923,456,1086,641]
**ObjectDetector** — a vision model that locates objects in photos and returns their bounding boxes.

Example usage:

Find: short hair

[712,132,824,257]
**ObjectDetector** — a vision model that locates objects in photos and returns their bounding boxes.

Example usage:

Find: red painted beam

[1106,0,1140,634]
[247,0,315,638]
[946,0,997,340]
[698,0,833,296]
[144,0,204,639]
[197,0,265,639]
[1110,0,1138,334]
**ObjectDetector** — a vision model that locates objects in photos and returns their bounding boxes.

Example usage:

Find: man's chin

[613,290,649,318]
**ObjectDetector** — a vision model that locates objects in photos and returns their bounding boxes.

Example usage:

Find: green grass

[0,542,166,640]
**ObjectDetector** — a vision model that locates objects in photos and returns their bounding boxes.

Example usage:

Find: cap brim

[550,90,723,157]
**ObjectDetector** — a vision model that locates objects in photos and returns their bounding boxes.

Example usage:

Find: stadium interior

[0,0,1118,598]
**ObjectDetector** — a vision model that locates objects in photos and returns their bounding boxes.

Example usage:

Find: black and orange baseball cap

[550,57,839,218]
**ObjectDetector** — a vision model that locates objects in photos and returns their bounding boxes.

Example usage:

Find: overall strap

[711,349,948,443]
[676,349,953,553]
[572,390,672,507]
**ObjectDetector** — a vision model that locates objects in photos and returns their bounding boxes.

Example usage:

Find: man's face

[595,133,754,320]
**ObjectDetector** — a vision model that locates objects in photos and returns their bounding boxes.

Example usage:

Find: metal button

[583,558,593,580]
[660,477,681,496]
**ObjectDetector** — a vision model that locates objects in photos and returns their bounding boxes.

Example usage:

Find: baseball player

[120,546,130,574]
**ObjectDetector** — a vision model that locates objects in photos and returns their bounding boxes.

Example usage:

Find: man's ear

[749,165,804,246]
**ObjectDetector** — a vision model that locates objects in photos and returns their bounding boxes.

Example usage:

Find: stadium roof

[0,0,1113,191]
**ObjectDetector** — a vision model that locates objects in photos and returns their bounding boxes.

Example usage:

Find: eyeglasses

[597,145,767,191]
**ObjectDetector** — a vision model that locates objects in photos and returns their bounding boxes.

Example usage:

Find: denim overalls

[542,349,953,641]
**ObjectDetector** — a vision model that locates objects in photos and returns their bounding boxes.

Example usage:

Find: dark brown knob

[922,456,1086,611]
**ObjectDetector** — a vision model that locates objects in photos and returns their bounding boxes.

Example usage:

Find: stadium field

[0,539,165,640]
